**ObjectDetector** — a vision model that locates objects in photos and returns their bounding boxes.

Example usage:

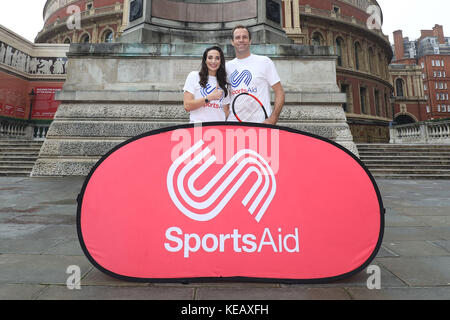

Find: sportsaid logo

[230,70,257,95]
[230,70,252,87]
[167,140,276,223]
[165,126,300,258]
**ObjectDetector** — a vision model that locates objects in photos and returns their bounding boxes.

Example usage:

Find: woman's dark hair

[199,46,228,98]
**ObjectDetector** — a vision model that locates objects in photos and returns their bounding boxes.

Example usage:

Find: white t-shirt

[183,71,230,123]
[226,54,281,122]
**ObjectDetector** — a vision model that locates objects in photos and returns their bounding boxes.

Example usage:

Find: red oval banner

[77,123,384,283]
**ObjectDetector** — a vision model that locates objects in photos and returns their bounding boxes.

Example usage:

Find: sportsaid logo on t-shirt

[230,70,257,95]
[200,83,223,109]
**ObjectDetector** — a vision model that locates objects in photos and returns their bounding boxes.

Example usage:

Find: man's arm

[264,82,285,125]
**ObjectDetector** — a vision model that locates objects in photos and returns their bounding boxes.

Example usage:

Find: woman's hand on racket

[206,86,223,101]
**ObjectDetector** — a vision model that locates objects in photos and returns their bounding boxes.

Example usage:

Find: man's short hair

[231,25,252,41]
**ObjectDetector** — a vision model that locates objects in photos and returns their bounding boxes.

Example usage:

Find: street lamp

[28,89,36,122]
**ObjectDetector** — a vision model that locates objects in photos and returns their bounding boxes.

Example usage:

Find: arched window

[103,30,114,43]
[354,42,362,70]
[312,32,324,46]
[63,37,71,44]
[395,78,405,97]
[336,37,345,67]
[80,33,90,43]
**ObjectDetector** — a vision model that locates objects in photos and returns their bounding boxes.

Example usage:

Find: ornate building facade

[391,25,450,122]
[0,25,68,137]
[35,0,127,44]
[283,0,394,142]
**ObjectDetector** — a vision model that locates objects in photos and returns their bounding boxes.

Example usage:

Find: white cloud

[0,0,47,42]
[377,0,450,42]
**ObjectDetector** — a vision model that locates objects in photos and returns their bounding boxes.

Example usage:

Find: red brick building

[391,25,450,122]
[35,0,126,44]
[283,0,394,142]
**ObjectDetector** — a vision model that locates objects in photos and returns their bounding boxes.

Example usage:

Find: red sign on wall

[32,87,62,119]
[78,123,384,283]
[4,105,15,117]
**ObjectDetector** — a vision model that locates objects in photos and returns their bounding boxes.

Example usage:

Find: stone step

[368,168,450,175]
[365,164,450,169]
[0,171,32,177]
[0,148,42,153]
[363,160,450,165]
[361,156,450,162]
[0,160,36,165]
[0,139,44,177]
[359,152,450,157]
[371,173,450,180]
[0,153,40,158]
[0,165,35,171]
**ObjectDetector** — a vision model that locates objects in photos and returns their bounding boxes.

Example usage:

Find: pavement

[1,176,450,300]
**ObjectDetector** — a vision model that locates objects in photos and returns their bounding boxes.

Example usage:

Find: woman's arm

[223,104,230,119]
[183,87,223,112]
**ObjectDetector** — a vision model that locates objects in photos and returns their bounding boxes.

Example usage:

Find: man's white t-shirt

[226,54,280,122]
[183,71,230,123]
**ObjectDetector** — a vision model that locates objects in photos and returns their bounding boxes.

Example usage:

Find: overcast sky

[0,0,449,43]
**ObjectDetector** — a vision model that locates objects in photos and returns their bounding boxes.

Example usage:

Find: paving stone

[432,240,450,253]
[195,287,351,300]
[80,268,149,287]
[41,239,84,256]
[383,241,450,257]
[20,225,78,240]
[0,254,92,285]
[0,224,47,239]
[347,287,450,300]
[384,214,428,227]
[383,227,443,241]
[415,216,450,227]
[279,262,406,288]
[377,256,450,287]
[0,239,63,254]
[0,284,47,300]
[36,285,195,300]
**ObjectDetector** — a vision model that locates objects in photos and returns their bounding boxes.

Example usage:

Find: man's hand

[263,115,279,125]
[264,82,285,125]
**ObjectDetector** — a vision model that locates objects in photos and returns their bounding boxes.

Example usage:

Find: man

[226,25,285,125]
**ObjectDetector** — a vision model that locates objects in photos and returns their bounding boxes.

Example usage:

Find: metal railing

[390,120,450,144]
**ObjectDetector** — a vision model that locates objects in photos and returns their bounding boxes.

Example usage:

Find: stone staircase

[357,144,450,179]
[0,140,43,177]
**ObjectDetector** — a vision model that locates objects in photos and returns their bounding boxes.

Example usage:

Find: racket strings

[233,95,266,122]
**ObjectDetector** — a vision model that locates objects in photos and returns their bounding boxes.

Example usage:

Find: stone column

[283,0,306,44]
[118,0,130,35]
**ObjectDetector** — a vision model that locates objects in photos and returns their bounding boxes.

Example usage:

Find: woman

[183,46,230,123]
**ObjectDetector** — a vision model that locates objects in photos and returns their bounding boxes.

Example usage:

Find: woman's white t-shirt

[183,71,230,123]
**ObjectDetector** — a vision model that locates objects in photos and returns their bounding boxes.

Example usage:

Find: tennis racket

[232,92,268,123]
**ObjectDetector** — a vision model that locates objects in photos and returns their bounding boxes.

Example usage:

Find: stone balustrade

[0,119,49,141]
[390,120,450,144]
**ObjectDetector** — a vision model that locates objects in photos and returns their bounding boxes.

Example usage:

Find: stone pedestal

[120,0,291,44]
[31,43,358,177]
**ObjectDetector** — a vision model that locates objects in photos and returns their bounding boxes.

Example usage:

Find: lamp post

[28,89,36,122]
